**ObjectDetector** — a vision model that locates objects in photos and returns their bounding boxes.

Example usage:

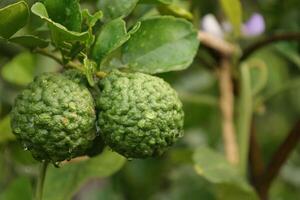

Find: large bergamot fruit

[11,73,96,163]
[97,70,184,158]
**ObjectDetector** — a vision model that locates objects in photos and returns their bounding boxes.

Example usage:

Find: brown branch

[218,58,239,165]
[198,31,237,56]
[241,32,300,61]
[262,120,300,191]
[249,118,266,199]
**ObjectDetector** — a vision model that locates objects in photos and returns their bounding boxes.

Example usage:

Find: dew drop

[127,158,133,161]
[54,162,61,168]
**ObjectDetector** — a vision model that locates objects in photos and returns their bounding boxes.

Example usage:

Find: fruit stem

[35,161,48,200]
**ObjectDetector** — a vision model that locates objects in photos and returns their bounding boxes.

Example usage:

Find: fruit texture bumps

[97,70,184,158]
[11,73,96,163]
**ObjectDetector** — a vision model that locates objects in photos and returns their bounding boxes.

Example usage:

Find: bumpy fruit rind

[11,73,96,163]
[97,70,184,158]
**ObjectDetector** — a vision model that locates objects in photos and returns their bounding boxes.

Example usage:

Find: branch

[249,118,266,198]
[34,48,83,71]
[241,32,300,61]
[262,120,300,191]
[218,58,239,165]
[198,31,237,56]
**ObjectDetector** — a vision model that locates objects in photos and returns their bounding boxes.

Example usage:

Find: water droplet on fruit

[54,162,61,168]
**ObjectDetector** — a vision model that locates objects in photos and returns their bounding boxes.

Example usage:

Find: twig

[218,58,239,165]
[35,161,48,200]
[198,31,237,56]
[260,120,300,196]
[34,48,64,66]
[241,32,300,61]
[34,48,83,71]
[249,118,265,196]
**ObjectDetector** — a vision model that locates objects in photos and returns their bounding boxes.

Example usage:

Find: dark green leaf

[140,0,173,4]
[0,177,32,200]
[43,0,82,32]
[98,0,139,21]
[43,149,126,200]
[220,0,242,36]
[0,1,29,38]
[31,3,89,47]
[0,115,15,143]
[92,18,140,66]
[9,35,49,49]
[1,52,35,86]
[193,147,258,200]
[122,16,199,74]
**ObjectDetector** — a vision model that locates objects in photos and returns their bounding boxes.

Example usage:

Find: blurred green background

[0,0,299,199]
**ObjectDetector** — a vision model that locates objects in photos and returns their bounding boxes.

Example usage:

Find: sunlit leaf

[0,115,15,143]
[0,1,29,39]
[1,52,35,86]
[43,149,126,200]
[219,0,242,36]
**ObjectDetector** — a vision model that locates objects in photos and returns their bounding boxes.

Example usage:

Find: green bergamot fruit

[63,69,105,157]
[11,73,96,163]
[96,70,184,158]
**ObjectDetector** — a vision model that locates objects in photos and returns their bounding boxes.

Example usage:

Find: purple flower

[242,13,265,37]
[201,12,265,38]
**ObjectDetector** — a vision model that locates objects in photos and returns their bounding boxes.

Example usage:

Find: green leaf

[157,4,194,20]
[219,0,242,36]
[92,18,140,66]
[82,9,103,29]
[43,149,126,200]
[83,57,96,86]
[31,3,89,47]
[1,52,35,86]
[0,1,29,39]
[193,147,258,200]
[9,35,49,49]
[122,16,199,74]
[140,0,173,4]
[43,0,82,32]
[0,177,32,200]
[0,115,15,144]
[82,9,103,47]
[98,0,139,21]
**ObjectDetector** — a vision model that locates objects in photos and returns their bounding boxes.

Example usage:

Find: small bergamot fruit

[97,70,184,158]
[11,73,96,163]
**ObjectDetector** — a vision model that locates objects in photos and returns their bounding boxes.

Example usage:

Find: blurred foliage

[0,0,299,199]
